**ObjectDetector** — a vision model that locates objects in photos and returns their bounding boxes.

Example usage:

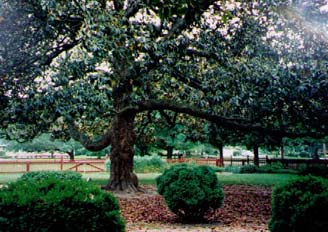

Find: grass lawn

[0,172,298,187]
[217,173,298,186]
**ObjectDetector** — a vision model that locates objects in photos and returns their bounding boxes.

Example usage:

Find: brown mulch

[116,185,272,231]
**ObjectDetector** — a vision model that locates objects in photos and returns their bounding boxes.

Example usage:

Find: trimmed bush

[0,178,125,232]
[257,163,297,174]
[156,164,224,221]
[269,176,328,232]
[18,171,82,181]
[239,164,258,173]
[298,164,328,178]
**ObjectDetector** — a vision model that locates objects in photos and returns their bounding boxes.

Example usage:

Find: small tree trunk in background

[280,143,284,160]
[167,146,174,159]
[323,143,327,156]
[67,150,75,161]
[104,113,139,192]
[253,145,259,167]
[218,144,224,167]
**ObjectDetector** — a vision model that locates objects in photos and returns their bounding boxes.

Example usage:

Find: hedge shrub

[0,178,125,232]
[269,175,328,232]
[156,164,224,221]
[18,171,82,181]
[239,164,258,173]
[298,164,328,178]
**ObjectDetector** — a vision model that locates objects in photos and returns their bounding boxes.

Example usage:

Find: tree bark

[218,144,224,167]
[167,146,174,159]
[253,145,259,167]
[67,150,75,161]
[280,143,284,159]
[103,113,139,192]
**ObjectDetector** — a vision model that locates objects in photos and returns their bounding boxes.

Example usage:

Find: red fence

[0,158,105,173]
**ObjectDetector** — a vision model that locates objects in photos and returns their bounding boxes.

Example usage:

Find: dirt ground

[116,185,271,232]
[126,223,269,232]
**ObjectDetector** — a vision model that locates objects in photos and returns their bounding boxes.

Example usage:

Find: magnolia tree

[0,0,327,192]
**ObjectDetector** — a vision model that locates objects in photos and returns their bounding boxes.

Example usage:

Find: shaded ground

[116,185,272,232]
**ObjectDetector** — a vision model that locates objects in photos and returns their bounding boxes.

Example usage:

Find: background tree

[1,0,327,192]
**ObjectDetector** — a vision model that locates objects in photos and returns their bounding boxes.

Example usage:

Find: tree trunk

[280,143,284,159]
[67,150,75,161]
[253,145,259,167]
[167,146,174,159]
[103,113,139,193]
[218,144,224,167]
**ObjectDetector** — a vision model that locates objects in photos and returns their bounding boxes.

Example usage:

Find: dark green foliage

[0,178,125,232]
[156,164,224,221]
[18,171,82,182]
[134,155,168,173]
[224,165,241,173]
[269,176,328,232]
[298,151,310,158]
[298,164,328,178]
[239,163,297,174]
[257,163,297,174]
[239,164,258,173]
[233,151,241,157]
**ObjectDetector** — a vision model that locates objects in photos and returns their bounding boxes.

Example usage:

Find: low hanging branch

[129,100,327,139]
[67,123,112,151]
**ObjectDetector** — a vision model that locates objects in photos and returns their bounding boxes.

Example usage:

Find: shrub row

[225,163,328,176]
[106,155,168,173]
[18,170,82,181]
[224,163,295,174]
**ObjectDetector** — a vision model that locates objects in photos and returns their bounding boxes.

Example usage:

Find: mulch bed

[116,185,272,231]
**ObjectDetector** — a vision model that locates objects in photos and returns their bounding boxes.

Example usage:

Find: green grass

[0,172,298,187]
[217,173,298,186]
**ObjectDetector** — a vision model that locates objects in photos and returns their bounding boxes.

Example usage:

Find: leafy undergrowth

[117,185,272,231]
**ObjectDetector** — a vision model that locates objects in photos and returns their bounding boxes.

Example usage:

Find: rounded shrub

[156,164,224,221]
[269,175,328,232]
[0,178,125,232]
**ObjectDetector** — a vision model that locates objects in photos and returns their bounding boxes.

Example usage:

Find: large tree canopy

[1,0,327,191]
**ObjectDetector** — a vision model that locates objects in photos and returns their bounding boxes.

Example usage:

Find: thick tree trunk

[253,145,259,167]
[103,113,139,192]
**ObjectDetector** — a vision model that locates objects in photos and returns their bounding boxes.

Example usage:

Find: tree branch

[68,123,112,151]
[126,100,327,139]
[165,0,216,40]
[114,0,124,11]
[125,0,145,18]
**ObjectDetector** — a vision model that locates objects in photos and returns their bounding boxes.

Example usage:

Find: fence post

[247,155,250,164]
[230,156,233,166]
[26,161,30,172]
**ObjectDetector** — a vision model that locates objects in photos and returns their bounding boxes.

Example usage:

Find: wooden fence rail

[1,157,327,174]
[0,158,105,173]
